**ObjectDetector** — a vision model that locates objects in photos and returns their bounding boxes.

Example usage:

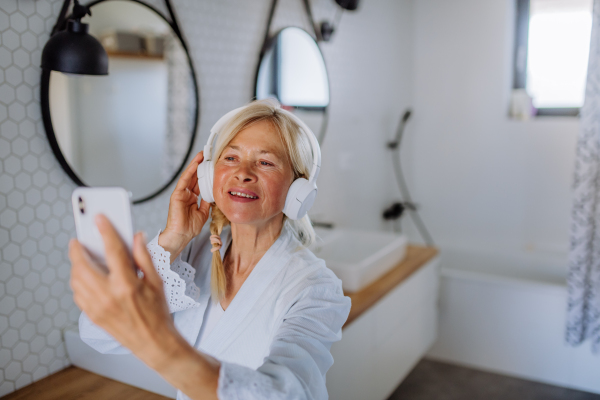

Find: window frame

[513,0,583,117]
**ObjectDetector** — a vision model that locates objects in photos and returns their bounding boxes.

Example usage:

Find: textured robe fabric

[79,222,351,399]
[567,0,600,353]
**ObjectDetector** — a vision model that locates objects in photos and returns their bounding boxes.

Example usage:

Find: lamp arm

[50,0,72,36]
[71,0,92,20]
[301,0,321,41]
[49,0,91,37]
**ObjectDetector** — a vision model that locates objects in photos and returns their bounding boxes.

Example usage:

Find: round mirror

[255,27,329,141]
[41,0,199,203]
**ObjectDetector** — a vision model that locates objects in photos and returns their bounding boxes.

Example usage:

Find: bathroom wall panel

[0,2,78,395]
[408,0,579,256]
[0,0,414,396]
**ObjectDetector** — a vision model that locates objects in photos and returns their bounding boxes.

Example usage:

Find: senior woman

[69,99,351,400]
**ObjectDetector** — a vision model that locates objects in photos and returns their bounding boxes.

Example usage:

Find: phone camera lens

[78,196,85,214]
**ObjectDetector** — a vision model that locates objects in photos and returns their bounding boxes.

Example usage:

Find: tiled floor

[389,359,600,400]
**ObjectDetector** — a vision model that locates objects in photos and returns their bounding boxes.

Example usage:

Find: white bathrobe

[79,222,351,400]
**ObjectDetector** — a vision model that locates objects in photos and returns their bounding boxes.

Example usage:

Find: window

[514,0,593,116]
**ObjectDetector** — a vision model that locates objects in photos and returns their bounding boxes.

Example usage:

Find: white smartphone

[71,187,134,271]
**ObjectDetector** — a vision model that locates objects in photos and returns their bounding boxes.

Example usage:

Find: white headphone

[197,104,321,220]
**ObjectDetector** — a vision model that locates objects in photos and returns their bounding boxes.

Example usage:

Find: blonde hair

[209,99,317,301]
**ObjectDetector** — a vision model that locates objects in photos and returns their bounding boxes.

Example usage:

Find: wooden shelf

[107,51,164,61]
[1,366,170,400]
[343,245,439,328]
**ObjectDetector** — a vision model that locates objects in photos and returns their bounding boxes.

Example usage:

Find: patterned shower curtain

[567,0,600,353]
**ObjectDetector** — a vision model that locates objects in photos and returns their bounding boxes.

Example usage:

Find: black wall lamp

[41,0,108,75]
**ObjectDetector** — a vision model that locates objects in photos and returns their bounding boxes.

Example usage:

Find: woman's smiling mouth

[229,191,258,199]
[228,188,259,202]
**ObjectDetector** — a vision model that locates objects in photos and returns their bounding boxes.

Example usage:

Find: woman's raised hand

[159,151,211,262]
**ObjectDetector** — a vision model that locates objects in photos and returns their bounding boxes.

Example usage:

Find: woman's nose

[235,161,257,182]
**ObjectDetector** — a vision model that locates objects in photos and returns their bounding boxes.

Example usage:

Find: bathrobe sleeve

[146,231,202,313]
[216,277,351,400]
[78,232,204,354]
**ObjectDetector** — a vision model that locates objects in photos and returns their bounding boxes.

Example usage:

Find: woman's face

[213,120,295,227]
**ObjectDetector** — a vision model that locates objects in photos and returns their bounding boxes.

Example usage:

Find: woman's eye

[260,161,273,166]
[224,156,235,161]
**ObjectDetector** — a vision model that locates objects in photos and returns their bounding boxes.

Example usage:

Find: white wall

[405,0,579,257]
[310,0,415,231]
[84,1,171,37]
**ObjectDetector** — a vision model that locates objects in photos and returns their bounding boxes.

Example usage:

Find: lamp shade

[335,0,359,11]
[41,20,108,75]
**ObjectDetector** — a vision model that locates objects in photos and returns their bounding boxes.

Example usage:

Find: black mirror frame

[40,0,200,204]
[253,0,331,143]
[254,27,330,112]
[253,26,331,142]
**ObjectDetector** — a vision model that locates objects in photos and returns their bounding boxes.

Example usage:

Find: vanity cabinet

[327,249,440,400]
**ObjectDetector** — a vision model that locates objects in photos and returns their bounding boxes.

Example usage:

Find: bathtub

[426,248,600,395]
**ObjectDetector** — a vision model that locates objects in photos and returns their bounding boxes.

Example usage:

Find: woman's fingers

[95,214,136,284]
[69,239,109,312]
[69,230,179,367]
[133,232,163,291]
[69,239,108,288]
[188,188,199,203]
[68,237,86,266]
[163,150,209,249]
[175,151,204,192]
[199,198,211,217]
[191,175,200,196]
[69,239,103,277]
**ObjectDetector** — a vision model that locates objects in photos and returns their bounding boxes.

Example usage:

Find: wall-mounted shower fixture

[385,109,435,246]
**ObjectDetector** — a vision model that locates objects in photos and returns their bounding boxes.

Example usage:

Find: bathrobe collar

[171,227,230,347]
[200,223,294,355]
[173,223,295,352]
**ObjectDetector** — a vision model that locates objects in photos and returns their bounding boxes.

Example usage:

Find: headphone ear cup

[197,160,215,204]
[284,178,318,220]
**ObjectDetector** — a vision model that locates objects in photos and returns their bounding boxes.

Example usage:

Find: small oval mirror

[42,0,199,203]
[256,27,329,109]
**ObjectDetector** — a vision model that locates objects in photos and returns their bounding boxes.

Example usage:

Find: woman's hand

[160,151,211,262]
[70,215,220,399]
[70,215,183,367]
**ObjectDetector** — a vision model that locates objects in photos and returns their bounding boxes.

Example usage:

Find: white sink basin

[311,228,408,292]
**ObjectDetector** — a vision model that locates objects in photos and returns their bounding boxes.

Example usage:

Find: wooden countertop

[3,245,437,399]
[343,244,439,328]
[1,366,170,400]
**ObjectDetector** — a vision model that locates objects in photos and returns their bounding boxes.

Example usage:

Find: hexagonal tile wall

[0,0,337,396]
[0,0,81,395]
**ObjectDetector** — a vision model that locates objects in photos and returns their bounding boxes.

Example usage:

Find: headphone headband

[203,106,246,162]
[277,107,321,183]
